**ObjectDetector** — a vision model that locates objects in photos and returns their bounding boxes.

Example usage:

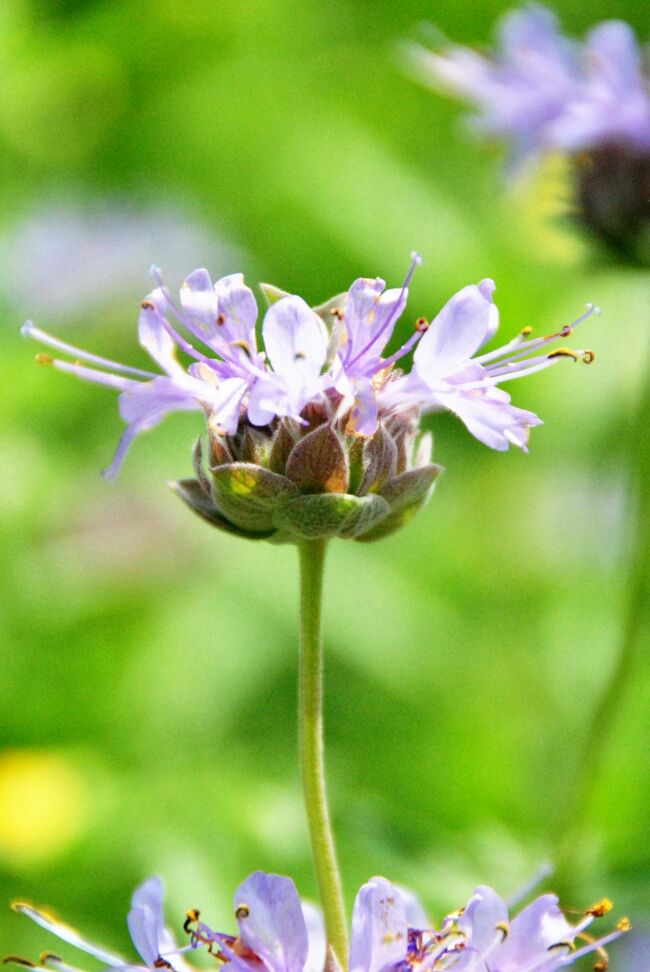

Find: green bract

[171,409,442,543]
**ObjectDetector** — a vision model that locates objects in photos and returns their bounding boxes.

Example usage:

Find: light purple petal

[458,886,508,958]
[214,272,259,349]
[496,894,574,970]
[103,377,204,479]
[233,871,308,972]
[414,283,497,382]
[138,302,181,375]
[127,878,165,967]
[349,877,408,972]
[262,296,328,380]
[301,902,326,972]
[350,377,379,436]
[433,387,542,452]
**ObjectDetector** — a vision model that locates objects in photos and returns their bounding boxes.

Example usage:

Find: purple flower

[10,877,189,972]
[379,281,596,452]
[348,877,629,972]
[9,872,628,972]
[408,4,650,170]
[23,260,594,483]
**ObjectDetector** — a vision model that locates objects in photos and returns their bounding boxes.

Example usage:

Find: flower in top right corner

[407,4,650,264]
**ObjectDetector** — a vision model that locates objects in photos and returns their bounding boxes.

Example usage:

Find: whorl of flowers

[23,257,595,542]
[7,871,629,972]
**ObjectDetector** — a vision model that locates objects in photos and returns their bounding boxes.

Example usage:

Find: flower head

[348,877,629,972]
[23,260,593,541]
[407,6,650,261]
[8,873,627,972]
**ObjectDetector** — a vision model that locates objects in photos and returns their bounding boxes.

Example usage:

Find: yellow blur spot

[511,153,586,265]
[0,750,87,866]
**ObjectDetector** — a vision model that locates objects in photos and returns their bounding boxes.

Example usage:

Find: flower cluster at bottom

[8,871,628,972]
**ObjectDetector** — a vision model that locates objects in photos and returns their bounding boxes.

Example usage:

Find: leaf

[259,282,290,306]
[274,492,389,539]
[356,464,443,542]
[379,464,443,511]
[170,479,275,539]
[285,423,348,493]
[211,463,299,532]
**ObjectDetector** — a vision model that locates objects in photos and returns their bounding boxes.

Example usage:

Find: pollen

[35,353,53,365]
[586,899,613,918]
[382,933,395,945]
[616,917,631,932]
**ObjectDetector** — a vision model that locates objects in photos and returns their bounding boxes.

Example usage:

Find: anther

[331,308,344,320]
[230,339,252,357]
[184,909,200,933]
[141,300,155,310]
[414,317,429,332]
[216,313,226,326]
[586,899,613,918]
[582,350,595,364]
[294,351,306,360]
[235,904,250,919]
[593,962,608,972]
[495,921,509,940]
[616,917,631,932]
[520,326,533,336]
[35,353,53,365]
[39,956,62,967]
[548,348,580,362]
[3,959,34,968]
[560,325,573,337]
[548,940,576,953]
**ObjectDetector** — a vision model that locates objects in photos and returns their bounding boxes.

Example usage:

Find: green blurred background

[1,0,649,967]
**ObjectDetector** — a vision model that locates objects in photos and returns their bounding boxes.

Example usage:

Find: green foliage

[0,0,649,963]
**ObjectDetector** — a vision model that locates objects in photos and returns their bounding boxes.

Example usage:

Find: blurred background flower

[1,0,649,965]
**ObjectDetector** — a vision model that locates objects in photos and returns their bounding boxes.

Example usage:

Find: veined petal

[496,894,574,969]
[349,376,379,437]
[233,871,308,972]
[349,877,408,972]
[458,886,509,957]
[414,283,497,382]
[138,302,182,376]
[433,387,542,452]
[11,902,125,967]
[214,272,258,349]
[262,296,328,380]
[127,878,165,967]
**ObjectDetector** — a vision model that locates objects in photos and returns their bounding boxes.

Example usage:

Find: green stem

[556,357,650,884]
[298,538,348,969]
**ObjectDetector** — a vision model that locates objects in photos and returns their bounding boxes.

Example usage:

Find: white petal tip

[410,250,423,266]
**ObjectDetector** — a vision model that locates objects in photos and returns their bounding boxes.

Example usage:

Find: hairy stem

[298,539,348,968]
